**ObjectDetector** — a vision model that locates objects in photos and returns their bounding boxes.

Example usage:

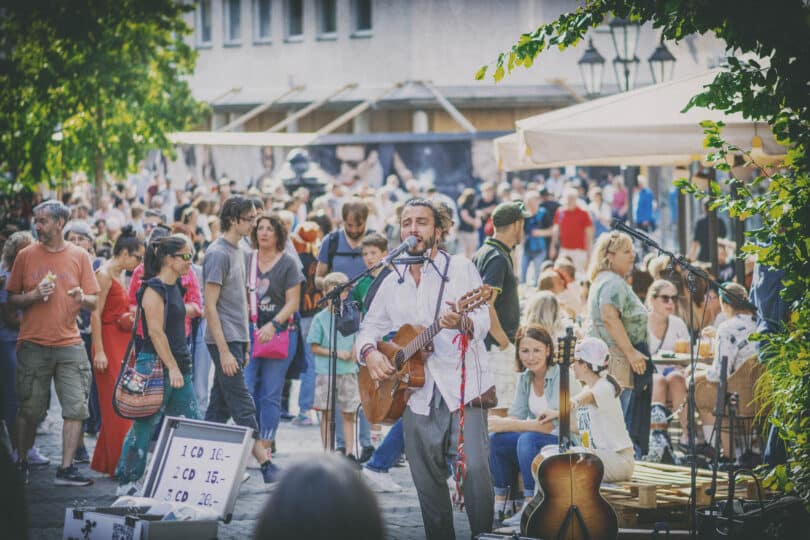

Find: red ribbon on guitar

[451,317,472,511]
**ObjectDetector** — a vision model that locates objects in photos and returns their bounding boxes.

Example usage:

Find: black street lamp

[578,39,606,98]
[648,40,677,84]
[609,16,641,92]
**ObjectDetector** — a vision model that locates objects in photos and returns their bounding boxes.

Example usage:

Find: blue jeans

[365,418,404,473]
[192,318,212,415]
[520,249,546,284]
[489,431,558,497]
[0,338,18,435]
[116,354,200,485]
[297,316,316,413]
[244,329,298,441]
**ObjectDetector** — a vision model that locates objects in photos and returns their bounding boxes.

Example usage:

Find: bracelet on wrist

[271,319,284,331]
[360,344,376,361]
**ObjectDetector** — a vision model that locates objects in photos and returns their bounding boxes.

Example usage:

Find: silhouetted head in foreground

[253,454,384,540]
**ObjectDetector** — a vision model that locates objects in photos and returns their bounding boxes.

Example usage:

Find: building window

[197,0,212,46]
[224,0,242,45]
[254,0,272,42]
[286,0,303,40]
[353,0,372,34]
[318,0,337,38]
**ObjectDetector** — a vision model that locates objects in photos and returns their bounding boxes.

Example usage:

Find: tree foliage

[480,0,810,505]
[0,0,208,200]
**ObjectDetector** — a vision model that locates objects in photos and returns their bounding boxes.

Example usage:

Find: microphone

[382,236,418,265]
[611,218,657,246]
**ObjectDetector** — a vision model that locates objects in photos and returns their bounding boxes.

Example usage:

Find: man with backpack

[314,199,369,291]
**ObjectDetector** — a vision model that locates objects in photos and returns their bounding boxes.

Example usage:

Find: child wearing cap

[540,336,635,482]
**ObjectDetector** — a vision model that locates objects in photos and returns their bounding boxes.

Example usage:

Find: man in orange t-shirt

[7,201,99,486]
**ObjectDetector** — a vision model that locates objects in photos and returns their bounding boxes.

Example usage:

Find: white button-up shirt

[356,253,493,416]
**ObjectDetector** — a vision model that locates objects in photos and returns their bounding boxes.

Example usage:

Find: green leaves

[0,0,204,196]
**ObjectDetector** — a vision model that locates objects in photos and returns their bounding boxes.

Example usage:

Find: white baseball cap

[574,337,610,370]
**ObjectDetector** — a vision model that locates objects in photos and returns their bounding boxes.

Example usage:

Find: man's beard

[346,229,365,241]
[407,233,436,256]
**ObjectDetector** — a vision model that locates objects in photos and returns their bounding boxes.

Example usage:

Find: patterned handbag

[113,286,165,419]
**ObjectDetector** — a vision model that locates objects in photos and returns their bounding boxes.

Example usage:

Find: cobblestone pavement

[25,388,475,540]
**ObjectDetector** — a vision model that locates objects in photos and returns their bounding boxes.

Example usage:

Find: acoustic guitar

[521,327,618,540]
[358,285,492,424]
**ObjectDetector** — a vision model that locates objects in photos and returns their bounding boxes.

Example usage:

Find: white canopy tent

[494,133,535,172]
[515,70,785,168]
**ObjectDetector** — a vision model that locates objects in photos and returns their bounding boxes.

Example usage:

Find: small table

[651,352,711,367]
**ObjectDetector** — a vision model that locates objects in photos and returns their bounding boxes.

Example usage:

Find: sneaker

[27,446,51,466]
[16,460,29,485]
[493,499,515,521]
[359,445,375,464]
[73,445,90,464]
[55,465,93,486]
[502,501,528,527]
[362,468,403,492]
[242,472,251,484]
[260,461,280,484]
[291,413,314,426]
[116,481,142,497]
[279,411,295,422]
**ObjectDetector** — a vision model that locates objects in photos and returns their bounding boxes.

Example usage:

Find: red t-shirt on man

[553,207,593,250]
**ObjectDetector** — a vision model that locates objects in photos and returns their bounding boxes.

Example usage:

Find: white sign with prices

[148,436,245,515]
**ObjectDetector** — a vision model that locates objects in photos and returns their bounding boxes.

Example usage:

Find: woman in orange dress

[90,225,144,476]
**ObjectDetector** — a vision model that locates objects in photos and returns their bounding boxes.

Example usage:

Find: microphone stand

[610,220,755,539]
[316,251,414,452]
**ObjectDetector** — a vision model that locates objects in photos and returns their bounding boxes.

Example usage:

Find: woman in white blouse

[694,282,758,453]
[648,279,691,444]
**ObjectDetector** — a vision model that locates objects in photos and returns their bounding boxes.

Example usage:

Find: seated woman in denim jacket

[487,324,582,522]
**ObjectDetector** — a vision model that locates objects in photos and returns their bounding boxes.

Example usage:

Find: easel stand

[611,220,756,538]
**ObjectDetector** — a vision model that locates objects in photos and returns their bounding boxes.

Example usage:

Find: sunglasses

[174,252,194,261]
[655,294,678,303]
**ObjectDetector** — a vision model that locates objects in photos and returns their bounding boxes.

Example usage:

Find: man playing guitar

[357,198,495,540]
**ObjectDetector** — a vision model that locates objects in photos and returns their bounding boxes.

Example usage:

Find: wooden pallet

[599,461,762,528]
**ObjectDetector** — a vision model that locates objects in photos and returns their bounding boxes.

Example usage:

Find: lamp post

[648,40,677,84]
[51,123,65,197]
[609,17,641,92]
[578,39,606,98]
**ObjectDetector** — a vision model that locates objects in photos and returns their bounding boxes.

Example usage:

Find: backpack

[325,229,374,270]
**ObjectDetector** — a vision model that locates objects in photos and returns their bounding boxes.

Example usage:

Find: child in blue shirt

[307,272,360,460]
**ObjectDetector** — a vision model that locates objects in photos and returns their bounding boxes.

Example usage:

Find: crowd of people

[0,166,773,538]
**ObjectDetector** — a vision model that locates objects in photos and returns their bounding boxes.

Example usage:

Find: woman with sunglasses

[116,235,201,495]
[88,225,144,476]
[128,227,202,357]
[647,279,691,454]
[584,231,651,457]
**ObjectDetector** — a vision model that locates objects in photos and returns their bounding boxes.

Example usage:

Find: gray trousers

[403,386,494,540]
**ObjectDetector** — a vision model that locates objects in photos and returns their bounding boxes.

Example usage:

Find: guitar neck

[558,359,571,452]
[557,328,575,453]
[399,320,441,367]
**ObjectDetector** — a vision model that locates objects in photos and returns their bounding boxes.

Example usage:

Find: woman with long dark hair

[115,235,200,495]
[246,213,304,457]
[89,225,144,476]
